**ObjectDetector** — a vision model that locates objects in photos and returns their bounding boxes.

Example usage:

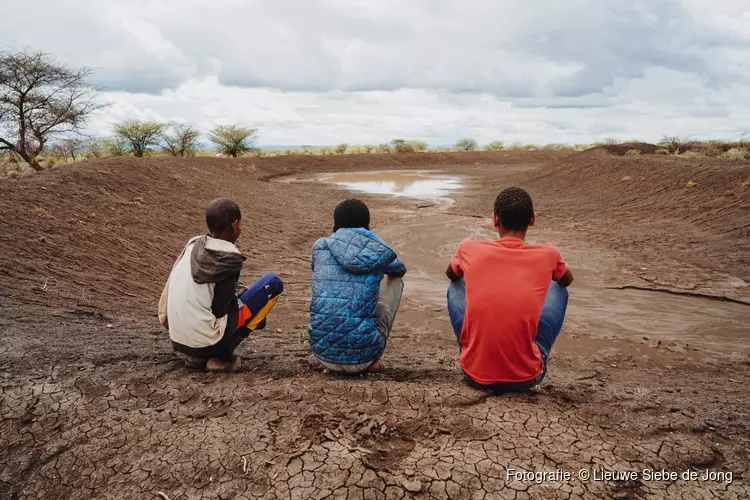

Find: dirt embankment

[0,150,747,315]
[517,154,750,292]
[0,151,566,316]
[582,142,660,155]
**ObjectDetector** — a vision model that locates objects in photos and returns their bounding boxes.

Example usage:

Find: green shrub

[625,149,641,156]
[335,143,349,154]
[104,138,129,157]
[362,145,375,154]
[208,125,258,158]
[456,138,478,151]
[655,148,670,155]
[408,140,428,152]
[721,148,750,160]
[376,144,391,154]
[113,120,167,157]
[484,141,504,151]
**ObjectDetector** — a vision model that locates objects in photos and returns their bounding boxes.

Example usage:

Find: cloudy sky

[2,0,749,146]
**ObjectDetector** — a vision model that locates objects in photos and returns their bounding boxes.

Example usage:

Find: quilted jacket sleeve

[384,256,406,277]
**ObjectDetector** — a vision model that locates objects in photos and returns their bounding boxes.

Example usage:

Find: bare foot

[184,356,207,369]
[206,356,242,372]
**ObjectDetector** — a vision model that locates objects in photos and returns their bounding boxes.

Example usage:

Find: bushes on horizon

[104,138,129,157]
[52,137,87,162]
[721,148,750,160]
[659,135,694,155]
[113,120,166,157]
[389,139,413,153]
[162,123,201,157]
[209,125,258,158]
[484,141,504,151]
[87,139,104,159]
[335,143,349,154]
[408,140,428,152]
[679,151,701,159]
[542,143,575,151]
[456,138,478,151]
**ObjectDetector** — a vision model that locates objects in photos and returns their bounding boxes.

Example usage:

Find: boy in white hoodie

[159,198,283,372]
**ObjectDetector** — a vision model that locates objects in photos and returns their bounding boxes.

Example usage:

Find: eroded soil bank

[1,151,749,499]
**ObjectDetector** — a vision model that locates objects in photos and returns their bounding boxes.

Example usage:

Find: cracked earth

[1,152,749,499]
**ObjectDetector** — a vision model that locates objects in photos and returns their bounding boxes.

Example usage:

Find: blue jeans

[447,278,568,391]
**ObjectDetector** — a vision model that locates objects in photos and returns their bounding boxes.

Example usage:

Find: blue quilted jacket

[309,228,407,365]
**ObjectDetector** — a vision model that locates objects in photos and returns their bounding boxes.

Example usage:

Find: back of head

[494,187,534,231]
[206,197,241,234]
[333,199,370,232]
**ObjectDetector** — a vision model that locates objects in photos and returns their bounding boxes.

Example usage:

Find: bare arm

[446,264,463,281]
[556,268,574,288]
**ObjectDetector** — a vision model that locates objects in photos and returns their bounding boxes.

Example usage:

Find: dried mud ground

[1,151,749,500]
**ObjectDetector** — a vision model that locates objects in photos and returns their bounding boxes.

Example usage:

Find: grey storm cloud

[2,0,748,145]
[2,0,747,102]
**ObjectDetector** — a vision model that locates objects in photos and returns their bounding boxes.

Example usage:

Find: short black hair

[333,199,370,231]
[206,197,241,234]
[494,187,534,231]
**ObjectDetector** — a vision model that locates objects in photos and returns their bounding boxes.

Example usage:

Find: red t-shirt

[450,237,567,384]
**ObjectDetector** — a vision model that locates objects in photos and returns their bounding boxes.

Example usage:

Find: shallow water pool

[314,170,463,203]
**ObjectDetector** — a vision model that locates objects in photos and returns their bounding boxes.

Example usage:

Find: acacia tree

[161,123,201,157]
[112,120,166,157]
[660,135,694,155]
[209,125,258,157]
[0,50,101,171]
[484,140,504,151]
[456,138,478,151]
[53,137,86,162]
[390,138,414,153]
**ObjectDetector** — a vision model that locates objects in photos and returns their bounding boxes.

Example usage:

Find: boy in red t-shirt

[446,187,574,392]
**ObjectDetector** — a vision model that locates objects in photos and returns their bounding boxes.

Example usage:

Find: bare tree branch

[0,50,102,171]
[659,135,694,155]
[161,123,201,157]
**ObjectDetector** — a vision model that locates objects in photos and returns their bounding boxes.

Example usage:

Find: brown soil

[582,142,660,156]
[1,151,749,499]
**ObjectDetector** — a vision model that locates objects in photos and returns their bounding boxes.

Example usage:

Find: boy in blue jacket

[309,199,406,374]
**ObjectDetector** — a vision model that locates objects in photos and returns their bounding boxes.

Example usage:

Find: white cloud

[2,0,748,144]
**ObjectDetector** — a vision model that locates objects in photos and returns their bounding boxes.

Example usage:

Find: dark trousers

[174,274,283,361]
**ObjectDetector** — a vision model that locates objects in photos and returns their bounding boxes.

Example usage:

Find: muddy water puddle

[284,170,464,204]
